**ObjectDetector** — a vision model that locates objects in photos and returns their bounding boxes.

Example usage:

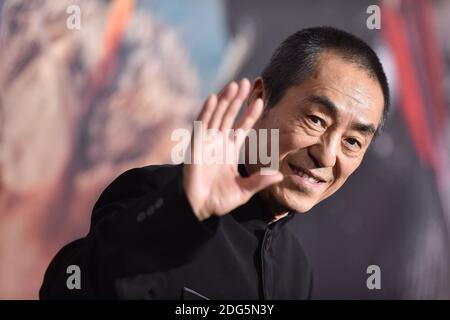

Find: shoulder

[107,164,182,190]
[94,164,181,205]
[90,164,182,224]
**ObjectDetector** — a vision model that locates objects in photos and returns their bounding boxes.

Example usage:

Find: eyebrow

[307,95,338,116]
[350,122,376,136]
[307,95,376,136]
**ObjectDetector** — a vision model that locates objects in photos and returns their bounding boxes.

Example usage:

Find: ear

[247,77,268,107]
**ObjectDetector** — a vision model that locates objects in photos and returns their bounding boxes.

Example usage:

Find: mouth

[288,162,327,187]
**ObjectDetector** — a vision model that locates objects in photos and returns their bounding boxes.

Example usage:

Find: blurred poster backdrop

[0,0,449,299]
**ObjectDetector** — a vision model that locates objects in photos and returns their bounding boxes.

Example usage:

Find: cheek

[278,123,314,157]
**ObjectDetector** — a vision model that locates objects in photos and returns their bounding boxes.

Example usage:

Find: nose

[307,135,338,168]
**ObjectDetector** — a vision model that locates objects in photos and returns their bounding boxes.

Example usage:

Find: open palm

[183,79,283,221]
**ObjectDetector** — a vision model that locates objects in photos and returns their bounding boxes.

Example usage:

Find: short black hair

[261,26,390,133]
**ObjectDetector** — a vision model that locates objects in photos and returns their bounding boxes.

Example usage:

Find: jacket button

[265,233,272,251]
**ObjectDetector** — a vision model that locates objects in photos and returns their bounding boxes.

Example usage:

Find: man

[40,27,389,299]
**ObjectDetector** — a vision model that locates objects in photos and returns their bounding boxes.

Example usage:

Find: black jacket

[40,164,312,299]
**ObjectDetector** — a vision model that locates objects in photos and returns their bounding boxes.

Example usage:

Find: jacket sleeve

[39,165,220,299]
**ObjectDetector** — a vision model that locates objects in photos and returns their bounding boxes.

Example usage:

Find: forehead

[292,51,384,127]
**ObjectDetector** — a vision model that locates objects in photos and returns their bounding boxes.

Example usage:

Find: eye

[344,137,362,150]
[307,115,325,128]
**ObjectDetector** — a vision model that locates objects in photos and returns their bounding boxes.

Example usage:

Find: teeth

[291,164,319,183]
[308,176,318,183]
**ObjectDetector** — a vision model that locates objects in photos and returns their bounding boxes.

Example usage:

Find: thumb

[239,170,284,198]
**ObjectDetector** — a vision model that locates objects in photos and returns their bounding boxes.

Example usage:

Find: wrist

[182,176,211,223]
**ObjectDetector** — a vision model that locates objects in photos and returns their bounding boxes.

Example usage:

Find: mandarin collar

[232,164,295,230]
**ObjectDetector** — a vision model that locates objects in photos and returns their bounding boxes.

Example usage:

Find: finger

[234,98,264,147]
[209,81,239,129]
[196,94,217,126]
[234,97,264,131]
[219,78,251,131]
[217,80,235,100]
[238,170,283,200]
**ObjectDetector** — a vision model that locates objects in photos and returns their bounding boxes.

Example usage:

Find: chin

[265,183,318,214]
[281,191,316,213]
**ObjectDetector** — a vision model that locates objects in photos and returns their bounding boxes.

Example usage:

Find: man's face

[249,51,384,214]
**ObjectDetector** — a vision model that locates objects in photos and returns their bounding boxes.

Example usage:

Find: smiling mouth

[288,162,327,185]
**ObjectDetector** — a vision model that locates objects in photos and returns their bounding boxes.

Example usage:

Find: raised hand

[183,78,283,221]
